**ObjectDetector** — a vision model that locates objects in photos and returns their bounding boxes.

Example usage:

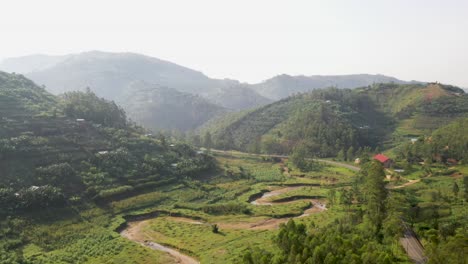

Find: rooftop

[374,153,390,163]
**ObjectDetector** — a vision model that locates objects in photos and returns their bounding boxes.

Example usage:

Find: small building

[97,151,109,155]
[410,138,418,144]
[76,119,85,122]
[354,158,361,164]
[373,154,394,168]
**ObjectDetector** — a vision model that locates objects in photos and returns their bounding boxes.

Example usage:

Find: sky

[1,0,467,87]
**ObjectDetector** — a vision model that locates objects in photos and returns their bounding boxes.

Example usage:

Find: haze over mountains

[0,51,424,131]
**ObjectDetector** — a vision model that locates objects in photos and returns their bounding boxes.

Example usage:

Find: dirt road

[120,220,199,264]
[400,223,427,264]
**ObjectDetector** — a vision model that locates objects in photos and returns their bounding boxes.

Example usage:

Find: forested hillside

[395,117,468,163]
[201,83,468,157]
[0,72,215,213]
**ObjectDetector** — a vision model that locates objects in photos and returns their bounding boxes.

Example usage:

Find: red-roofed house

[373,154,393,168]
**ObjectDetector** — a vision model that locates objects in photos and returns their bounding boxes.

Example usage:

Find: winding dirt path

[387,179,421,189]
[120,220,199,264]
[251,186,327,219]
[120,184,327,261]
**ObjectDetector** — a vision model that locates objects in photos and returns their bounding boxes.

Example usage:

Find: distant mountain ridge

[251,74,422,100]
[0,51,271,110]
[0,51,429,132]
[0,51,422,103]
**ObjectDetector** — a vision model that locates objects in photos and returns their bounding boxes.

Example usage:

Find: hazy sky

[1,0,467,86]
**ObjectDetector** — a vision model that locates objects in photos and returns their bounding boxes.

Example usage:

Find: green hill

[395,117,468,163]
[120,81,228,131]
[0,72,59,119]
[0,71,215,211]
[202,83,468,156]
[357,83,467,136]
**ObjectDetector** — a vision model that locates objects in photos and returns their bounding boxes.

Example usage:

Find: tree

[290,145,321,172]
[203,132,213,149]
[346,146,355,162]
[191,134,201,147]
[337,148,346,161]
[452,182,459,198]
[211,224,219,233]
[340,189,352,210]
[62,89,127,128]
[362,160,387,234]
[328,189,336,207]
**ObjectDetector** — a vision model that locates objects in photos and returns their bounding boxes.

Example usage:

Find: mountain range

[1,51,424,131]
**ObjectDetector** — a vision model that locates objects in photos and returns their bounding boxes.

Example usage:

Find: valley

[2,1,468,263]
[112,151,353,263]
[0,71,467,264]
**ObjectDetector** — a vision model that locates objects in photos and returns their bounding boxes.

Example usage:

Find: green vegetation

[395,118,468,163]
[62,88,127,128]
[1,72,467,264]
[0,72,216,263]
[243,161,408,264]
[200,83,468,157]
[120,81,227,131]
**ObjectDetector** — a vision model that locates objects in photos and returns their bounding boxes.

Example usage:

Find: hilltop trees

[290,144,322,172]
[62,88,127,128]
[203,131,213,149]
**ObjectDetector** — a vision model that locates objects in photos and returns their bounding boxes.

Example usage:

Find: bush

[97,185,134,199]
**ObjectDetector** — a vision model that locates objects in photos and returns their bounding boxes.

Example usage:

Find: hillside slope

[358,83,468,137]
[0,71,215,205]
[202,87,393,156]
[0,72,59,119]
[121,81,228,131]
[202,83,468,156]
